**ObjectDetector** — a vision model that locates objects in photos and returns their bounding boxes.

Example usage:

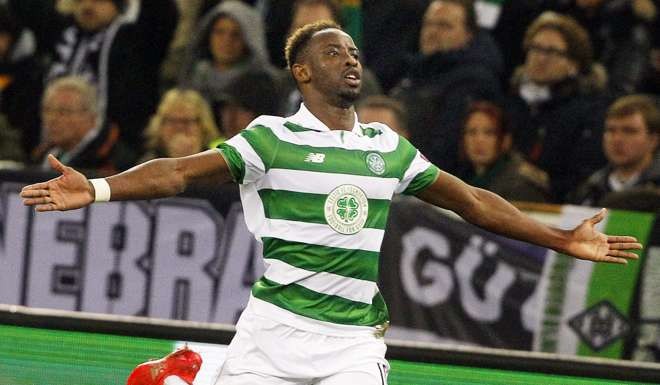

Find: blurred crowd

[0,0,658,210]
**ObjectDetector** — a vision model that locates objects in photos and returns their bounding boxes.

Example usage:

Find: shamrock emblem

[336,196,359,223]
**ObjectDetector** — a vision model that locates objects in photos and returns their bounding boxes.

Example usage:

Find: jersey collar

[287,103,361,133]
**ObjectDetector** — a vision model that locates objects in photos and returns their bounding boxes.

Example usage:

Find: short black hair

[284,20,342,70]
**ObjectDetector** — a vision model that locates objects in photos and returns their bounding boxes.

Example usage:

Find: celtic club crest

[366,153,386,175]
[324,185,369,234]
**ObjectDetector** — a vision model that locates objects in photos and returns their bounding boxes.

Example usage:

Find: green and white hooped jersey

[217,104,439,335]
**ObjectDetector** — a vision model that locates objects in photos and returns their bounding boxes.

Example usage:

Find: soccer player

[21,21,642,385]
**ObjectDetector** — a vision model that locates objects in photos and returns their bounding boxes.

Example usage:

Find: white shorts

[212,312,389,385]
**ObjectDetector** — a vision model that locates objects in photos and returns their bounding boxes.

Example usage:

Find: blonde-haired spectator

[142,89,220,161]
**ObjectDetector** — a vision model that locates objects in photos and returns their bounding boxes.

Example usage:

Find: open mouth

[343,72,361,87]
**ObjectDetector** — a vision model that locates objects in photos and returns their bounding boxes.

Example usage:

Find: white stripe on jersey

[263,258,379,304]
[257,169,398,199]
[263,218,384,252]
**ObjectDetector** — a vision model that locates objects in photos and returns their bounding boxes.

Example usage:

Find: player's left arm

[415,170,642,264]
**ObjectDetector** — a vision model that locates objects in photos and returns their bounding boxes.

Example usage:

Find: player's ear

[291,63,311,84]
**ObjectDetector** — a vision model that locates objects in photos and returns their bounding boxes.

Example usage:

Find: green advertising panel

[0,324,655,385]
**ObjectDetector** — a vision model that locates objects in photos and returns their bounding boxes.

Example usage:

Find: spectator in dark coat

[457,100,551,203]
[506,11,608,202]
[31,76,137,177]
[569,94,660,209]
[392,0,504,175]
[9,0,179,153]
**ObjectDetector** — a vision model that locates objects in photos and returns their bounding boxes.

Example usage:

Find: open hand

[20,154,94,211]
[565,208,643,264]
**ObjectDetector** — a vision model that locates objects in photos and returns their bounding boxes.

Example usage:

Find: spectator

[8,0,179,153]
[180,1,281,107]
[506,11,608,202]
[280,0,383,115]
[569,94,659,209]
[550,0,657,95]
[457,100,551,203]
[215,71,280,138]
[0,4,44,156]
[141,88,220,162]
[356,95,410,138]
[392,0,504,174]
[31,76,137,176]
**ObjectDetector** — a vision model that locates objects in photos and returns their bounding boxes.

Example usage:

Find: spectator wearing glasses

[141,88,220,162]
[31,76,137,176]
[506,11,608,202]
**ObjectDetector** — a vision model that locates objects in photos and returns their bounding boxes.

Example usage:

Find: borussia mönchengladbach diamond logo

[568,300,631,351]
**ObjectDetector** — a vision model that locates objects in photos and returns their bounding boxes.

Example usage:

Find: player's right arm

[21,150,232,212]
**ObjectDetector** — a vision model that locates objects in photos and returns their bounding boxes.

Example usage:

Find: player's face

[463,111,503,169]
[74,0,119,32]
[210,17,247,69]
[306,29,362,106]
[524,28,578,85]
[603,113,658,171]
[42,88,96,150]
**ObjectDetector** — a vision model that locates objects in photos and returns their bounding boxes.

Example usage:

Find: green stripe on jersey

[403,164,440,195]
[258,189,390,230]
[252,277,389,326]
[241,125,418,179]
[262,237,379,282]
[216,145,246,184]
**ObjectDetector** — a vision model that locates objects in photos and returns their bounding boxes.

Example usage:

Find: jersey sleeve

[216,119,279,184]
[395,137,440,195]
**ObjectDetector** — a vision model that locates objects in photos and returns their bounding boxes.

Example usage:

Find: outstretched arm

[21,150,232,211]
[417,171,642,264]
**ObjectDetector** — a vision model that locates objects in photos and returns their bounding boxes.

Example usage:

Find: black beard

[334,88,360,108]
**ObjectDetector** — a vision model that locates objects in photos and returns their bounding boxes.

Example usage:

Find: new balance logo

[304,153,326,163]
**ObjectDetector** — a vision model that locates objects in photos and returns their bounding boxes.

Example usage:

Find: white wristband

[89,178,111,202]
